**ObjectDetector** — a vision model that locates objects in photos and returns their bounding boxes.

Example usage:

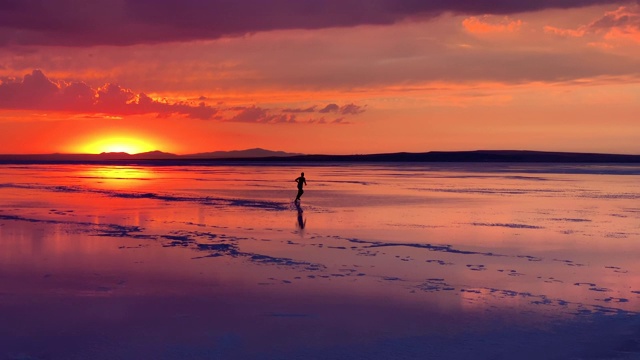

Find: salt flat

[1,163,640,359]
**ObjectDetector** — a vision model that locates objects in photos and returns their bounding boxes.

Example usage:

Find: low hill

[281,150,640,163]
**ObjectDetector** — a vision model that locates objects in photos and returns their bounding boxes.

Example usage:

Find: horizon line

[1,149,640,157]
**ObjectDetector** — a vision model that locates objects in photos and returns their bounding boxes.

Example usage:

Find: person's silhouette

[294,172,307,202]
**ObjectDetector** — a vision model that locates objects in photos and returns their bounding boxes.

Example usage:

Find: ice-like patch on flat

[469,222,544,229]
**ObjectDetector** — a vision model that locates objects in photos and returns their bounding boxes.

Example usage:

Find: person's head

[301,172,304,176]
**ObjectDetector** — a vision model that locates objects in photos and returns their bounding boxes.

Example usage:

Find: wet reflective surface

[1,163,640,359]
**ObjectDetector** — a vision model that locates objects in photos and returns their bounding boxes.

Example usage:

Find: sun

[80,136,157,154]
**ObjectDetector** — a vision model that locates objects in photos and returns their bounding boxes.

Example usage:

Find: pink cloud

[590,5,640,30]
[463,16,523,34]
[545,5,640,43]
[592,5,640,42]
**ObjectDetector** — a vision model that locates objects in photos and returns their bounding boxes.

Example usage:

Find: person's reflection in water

[294,201,306,235]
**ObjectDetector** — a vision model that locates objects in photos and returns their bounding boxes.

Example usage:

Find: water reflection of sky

[1,164,640,358]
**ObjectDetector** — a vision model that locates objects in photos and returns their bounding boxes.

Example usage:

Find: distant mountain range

[184,148,301,159]
[0,149,639,164]
[0,148,300,162]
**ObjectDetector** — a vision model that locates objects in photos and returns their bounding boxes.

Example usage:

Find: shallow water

[1,163,640,359]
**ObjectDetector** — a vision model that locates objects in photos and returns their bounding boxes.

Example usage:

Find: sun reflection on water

[78,166,156,188]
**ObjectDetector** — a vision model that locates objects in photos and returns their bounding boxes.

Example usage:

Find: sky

[1,0,640,155]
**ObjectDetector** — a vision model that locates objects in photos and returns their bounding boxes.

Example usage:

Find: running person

[294,172,307,202]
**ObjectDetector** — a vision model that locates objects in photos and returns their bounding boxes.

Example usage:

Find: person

[294,172,307,202]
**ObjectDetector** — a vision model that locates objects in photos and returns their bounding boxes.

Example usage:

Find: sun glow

[80,136,157,154]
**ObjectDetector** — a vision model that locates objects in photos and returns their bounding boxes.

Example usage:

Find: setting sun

[80,136,157,154]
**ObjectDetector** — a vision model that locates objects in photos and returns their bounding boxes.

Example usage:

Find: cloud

[319,104,340,113]
[230,107,265,122]
[4,6,640,93]
[590,5,640,30]
[545,5,640,43]
[331,118,351,125]
[0,71,366,124]
[543,26,586,37]
[319,103,365,115]
[590,5,640,42]
[227,105,362,124]
[339,103,366,115]
[282,106,317,113]
[463,16,523,34]
[0,70,219,119]
[0,0,626,46]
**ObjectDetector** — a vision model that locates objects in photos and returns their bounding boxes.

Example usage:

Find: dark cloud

[319,103,340,113]
[282,106,317,113]
[0,70,219,119]
[227,106,300,124]
[319,103,365,115]
[340,103,366,115]
[308,117,328,124]
[331,118,351,125]
[227,105,361,124]
[0,0,628,46]
[229,106,271,122]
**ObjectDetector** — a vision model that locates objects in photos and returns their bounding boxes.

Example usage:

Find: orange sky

[1,1,639,155]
